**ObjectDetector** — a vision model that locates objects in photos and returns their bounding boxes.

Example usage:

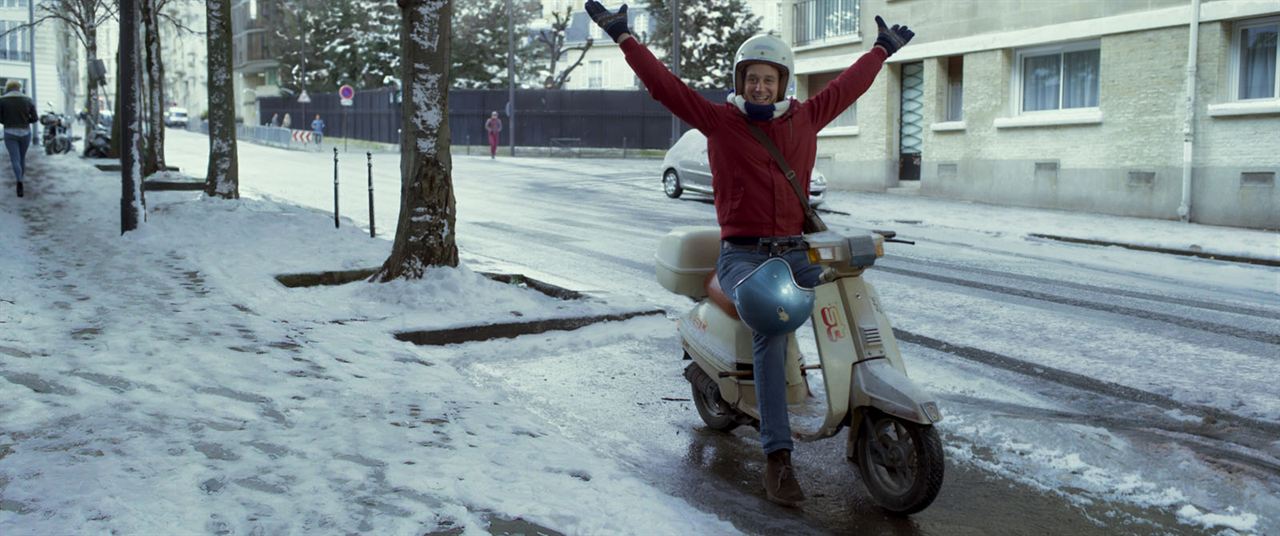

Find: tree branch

[554,39,593,87]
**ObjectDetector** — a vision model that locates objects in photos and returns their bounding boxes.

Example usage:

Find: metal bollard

[367,152,375,238]
[333,147,340,229]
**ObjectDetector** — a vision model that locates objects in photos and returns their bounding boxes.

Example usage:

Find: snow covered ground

[0,154,737,535]
[2,141,1277,535]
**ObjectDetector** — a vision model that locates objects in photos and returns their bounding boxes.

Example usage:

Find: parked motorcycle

[656,227,945,514]
[84,123,111,158]
[39,106,76,155]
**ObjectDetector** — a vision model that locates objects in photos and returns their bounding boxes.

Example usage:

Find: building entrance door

[899,61,924,181]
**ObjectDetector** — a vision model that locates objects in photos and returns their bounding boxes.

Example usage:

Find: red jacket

[621,38,887,238]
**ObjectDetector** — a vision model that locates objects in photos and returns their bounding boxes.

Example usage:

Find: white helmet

[733,34,794,103]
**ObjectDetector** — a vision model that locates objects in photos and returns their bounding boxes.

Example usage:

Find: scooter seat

[704,270,740,320]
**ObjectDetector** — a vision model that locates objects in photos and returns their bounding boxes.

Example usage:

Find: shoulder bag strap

[745,123,820,222]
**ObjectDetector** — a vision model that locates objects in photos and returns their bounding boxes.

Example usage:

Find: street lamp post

[669,0,680,147]
[506,0,516,157]
[28,0,36,143]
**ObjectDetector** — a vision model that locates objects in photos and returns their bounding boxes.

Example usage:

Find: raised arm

[585,1,719,132]
[806,15,914,129]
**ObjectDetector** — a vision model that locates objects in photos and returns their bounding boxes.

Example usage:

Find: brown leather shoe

[764,449,805,507]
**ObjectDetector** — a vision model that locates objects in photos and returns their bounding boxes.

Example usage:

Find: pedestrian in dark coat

[0,80,38,197]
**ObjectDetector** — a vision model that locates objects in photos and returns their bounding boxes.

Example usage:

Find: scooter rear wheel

[853,410,944,515]
[685,363,741,432]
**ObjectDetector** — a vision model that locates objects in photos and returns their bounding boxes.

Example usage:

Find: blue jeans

[4,132,31,183]
[716,240,823,455]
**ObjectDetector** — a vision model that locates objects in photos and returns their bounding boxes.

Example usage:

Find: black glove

[874,15,914,56]
[585,1,631,43]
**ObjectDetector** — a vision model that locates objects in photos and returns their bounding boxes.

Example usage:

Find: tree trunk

[374,0,457,281]
[84,32,100,152]
[204,0,238,198]
[109,50,121,159]
[141,0,165,176]
[120,0,142,232]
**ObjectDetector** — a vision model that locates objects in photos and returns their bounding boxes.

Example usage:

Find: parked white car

[660,129,826,207]
[164,107,189,128]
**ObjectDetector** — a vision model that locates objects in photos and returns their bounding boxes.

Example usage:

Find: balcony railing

[794,0,861,47]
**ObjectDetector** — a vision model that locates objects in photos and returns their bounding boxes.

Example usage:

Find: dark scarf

[743,101,776,122]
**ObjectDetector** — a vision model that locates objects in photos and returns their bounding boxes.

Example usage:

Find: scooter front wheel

[853,410,944,515]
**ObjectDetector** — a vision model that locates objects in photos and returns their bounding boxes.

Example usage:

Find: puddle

[0,345,31,359]
[275,268,585,300]
[143,180,204,191]
[394,309,664,346]
[1,372,75,395]
[486,516,565,536]
[423,514,564,536]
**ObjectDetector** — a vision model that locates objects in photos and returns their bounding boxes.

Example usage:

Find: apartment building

[784,0,1278,229]
[162,3,208,119]
[0,0,77,117]
[230,0,279,126]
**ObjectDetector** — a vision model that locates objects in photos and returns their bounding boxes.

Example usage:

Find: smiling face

[743,63,781,105]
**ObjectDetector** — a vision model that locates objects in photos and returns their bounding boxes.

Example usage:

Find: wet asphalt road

[436,154,1269,534]
[160,134,1277,533]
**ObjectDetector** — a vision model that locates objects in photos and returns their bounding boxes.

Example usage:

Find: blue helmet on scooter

[732,257,815,337]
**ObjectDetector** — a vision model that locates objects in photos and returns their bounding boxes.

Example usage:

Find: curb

[1028,233,1280,268]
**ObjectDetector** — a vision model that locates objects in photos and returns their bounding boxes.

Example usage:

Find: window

[946,56,963,121]
[588,60,603,89]
[589,20,603,41]
[1235,18,1278,100]
[1016,41,1099,112]
[0,21,30,62]
[794,0,859,47]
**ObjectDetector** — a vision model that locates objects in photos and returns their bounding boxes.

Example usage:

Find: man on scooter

[585,1,913,507]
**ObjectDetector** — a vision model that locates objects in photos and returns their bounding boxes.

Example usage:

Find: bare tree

[535,7,592,89]
[140,0,165,176]
[203,0,237,198]
[17,1,118,147]
[374,0,457,280]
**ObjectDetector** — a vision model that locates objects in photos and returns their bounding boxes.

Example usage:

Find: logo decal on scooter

[820,306,845,342]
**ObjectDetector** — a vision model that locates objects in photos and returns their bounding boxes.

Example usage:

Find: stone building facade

[785,0,1278,229]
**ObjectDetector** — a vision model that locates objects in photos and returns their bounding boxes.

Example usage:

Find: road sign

[290,130,313,142]
[297,89,311,104]
[339,84,355,107]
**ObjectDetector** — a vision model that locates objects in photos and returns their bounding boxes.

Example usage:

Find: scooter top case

[656,226,808,412]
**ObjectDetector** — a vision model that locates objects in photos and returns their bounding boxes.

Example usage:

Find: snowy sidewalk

[0,153,738,534]
[823,190,1279,265]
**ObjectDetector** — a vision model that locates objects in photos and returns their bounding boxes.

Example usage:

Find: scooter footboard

[853,359,943,425]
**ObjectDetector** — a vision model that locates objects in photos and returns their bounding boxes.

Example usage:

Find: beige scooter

[656,227,945,514]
